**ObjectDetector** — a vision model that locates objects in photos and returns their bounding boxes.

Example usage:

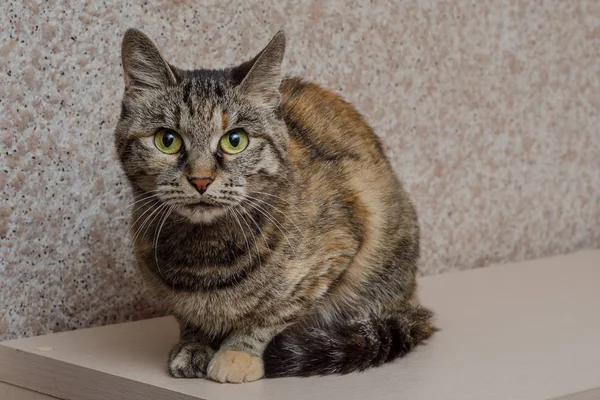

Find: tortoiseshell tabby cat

[115,28,435,383]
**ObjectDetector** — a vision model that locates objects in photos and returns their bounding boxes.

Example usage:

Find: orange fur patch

[221,110,228,131]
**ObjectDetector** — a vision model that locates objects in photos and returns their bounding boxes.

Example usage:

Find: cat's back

[279,77,418,306]
[279,77,386,164]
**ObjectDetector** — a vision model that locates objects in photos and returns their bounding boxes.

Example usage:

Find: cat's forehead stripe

[210,106,221,132]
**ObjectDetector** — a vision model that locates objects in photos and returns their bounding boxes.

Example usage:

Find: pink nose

[188,177,214,194]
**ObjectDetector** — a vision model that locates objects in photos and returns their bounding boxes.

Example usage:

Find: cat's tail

[263,303,436,378]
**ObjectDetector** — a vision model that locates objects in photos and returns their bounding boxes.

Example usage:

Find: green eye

[154,129,183,154]
[220,130,249,155]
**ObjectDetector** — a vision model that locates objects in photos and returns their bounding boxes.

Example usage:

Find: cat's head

[115,29,288,224]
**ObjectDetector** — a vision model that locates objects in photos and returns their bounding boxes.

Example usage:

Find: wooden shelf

[1,250,599,400]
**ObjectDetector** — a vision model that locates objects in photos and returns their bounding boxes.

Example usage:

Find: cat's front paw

[207,350,264,383]
[168,342,215,378]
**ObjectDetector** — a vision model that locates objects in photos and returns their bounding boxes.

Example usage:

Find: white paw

[207,350,264,383]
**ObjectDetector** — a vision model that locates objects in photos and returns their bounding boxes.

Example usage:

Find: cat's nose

[188,177,214,195]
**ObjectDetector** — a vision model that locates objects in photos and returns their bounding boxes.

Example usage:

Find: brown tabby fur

[115,28,435,383]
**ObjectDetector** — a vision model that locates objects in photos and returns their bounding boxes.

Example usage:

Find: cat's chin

[174,205,228,224]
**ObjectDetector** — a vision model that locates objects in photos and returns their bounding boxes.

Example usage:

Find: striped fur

[115,29,435,383]
[264,304,436,377]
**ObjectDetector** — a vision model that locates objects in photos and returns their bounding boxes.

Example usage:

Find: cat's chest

[165,288,259,334]
[156,232,243,268]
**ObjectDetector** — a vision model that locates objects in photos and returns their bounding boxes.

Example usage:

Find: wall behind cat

[1,0,599,339]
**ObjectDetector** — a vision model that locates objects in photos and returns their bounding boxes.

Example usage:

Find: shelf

[1,250,599,400]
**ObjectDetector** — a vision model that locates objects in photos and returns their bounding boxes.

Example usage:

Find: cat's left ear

[235,31,286,107]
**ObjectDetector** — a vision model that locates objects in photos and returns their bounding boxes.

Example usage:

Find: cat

[115,28,435,384]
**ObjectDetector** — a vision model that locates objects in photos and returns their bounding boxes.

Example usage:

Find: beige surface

[1,251,599,400]
[551,388,600,400]
[1,0,599,341]
[0,382,59,400]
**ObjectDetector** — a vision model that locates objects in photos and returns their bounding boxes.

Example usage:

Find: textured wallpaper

[1,1,599,340]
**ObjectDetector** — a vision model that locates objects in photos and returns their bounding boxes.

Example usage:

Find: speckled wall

[1,1,599,340]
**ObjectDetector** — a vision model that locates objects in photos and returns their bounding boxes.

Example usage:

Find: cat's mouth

[174,199,228,224]
[185,201,219,209]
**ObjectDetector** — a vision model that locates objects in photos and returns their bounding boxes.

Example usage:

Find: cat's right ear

[121,28,177,93]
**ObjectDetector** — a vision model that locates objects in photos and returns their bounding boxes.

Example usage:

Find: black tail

[264,304,436,378]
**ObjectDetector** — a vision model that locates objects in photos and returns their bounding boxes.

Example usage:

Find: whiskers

[80,185,182,283]
[247,192,310,239]
[153,205,174,282]
[111,190,163,222]
[127,198,176,281]
[77,186,166,247]
[228,207,261,271]
[229,193,307,257]
[75,185,129,233]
